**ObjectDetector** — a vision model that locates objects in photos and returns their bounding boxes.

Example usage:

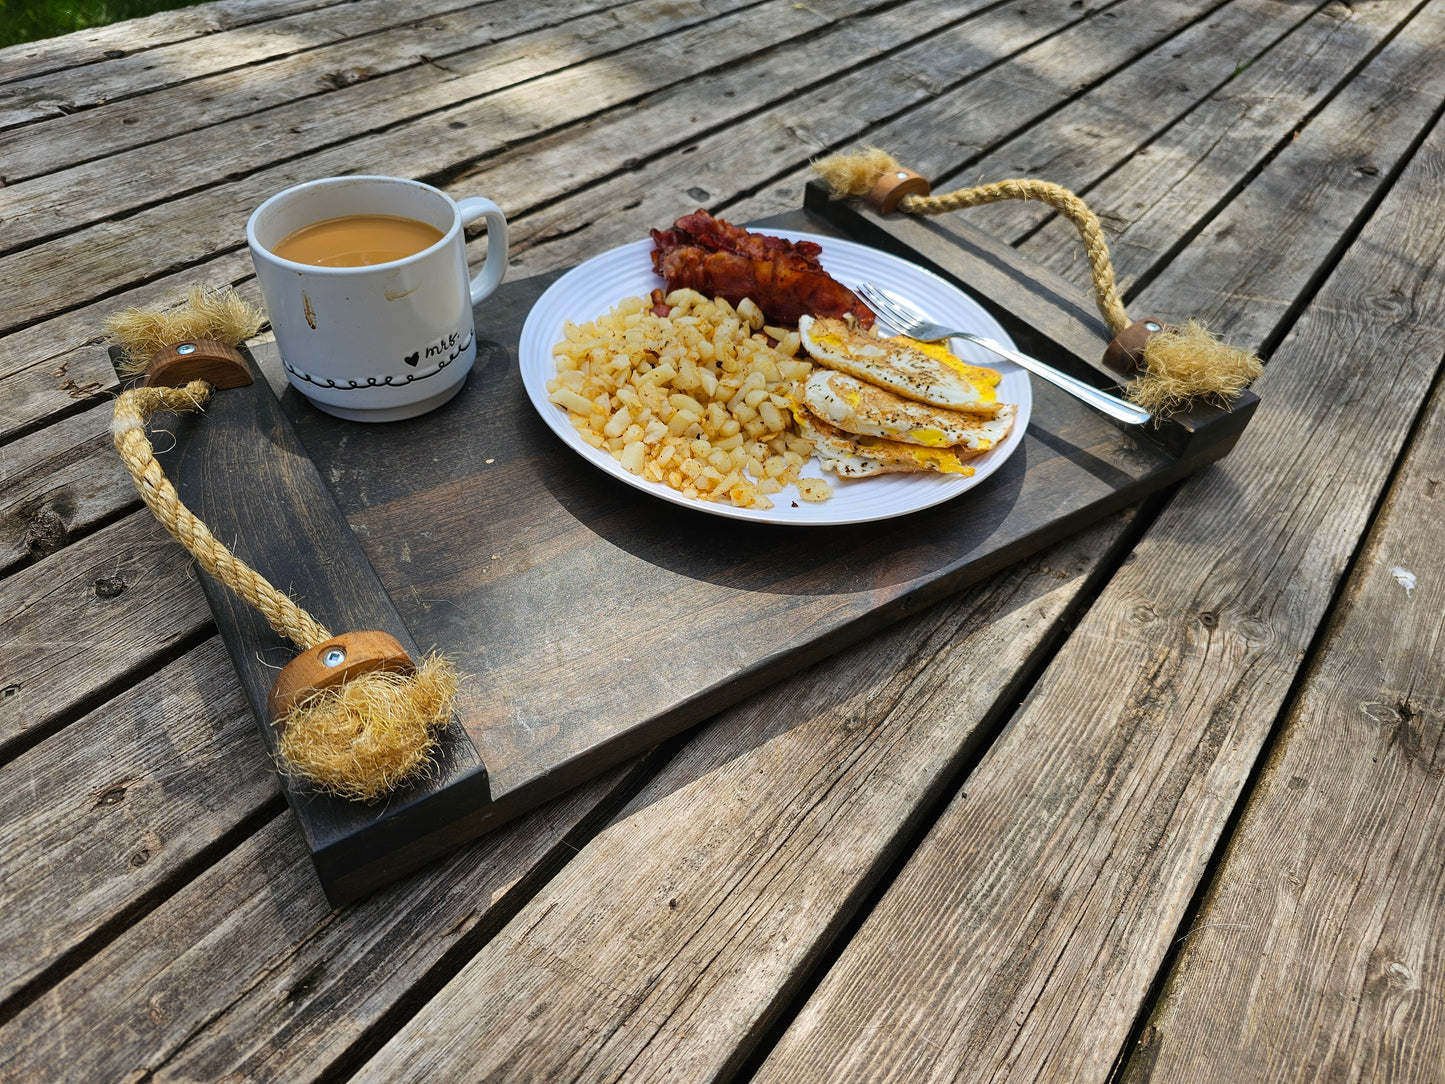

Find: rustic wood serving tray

[148,185,1256,906]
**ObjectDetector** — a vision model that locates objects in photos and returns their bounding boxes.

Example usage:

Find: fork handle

[956,333,1151,425]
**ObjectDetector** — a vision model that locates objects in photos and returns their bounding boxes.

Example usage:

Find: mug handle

[455,197,509,305]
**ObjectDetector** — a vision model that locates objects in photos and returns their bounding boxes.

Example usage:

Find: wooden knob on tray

[267,631,416,722]
[868,168,931,214]
[146,339,253,389]
[1102,318,1171,377]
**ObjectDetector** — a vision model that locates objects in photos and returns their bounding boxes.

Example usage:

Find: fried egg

[801,370,1015,450]
[798,315,1000,410]
[791,409,977,478]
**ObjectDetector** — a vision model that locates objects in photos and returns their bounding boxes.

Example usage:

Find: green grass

[0,0,202,49]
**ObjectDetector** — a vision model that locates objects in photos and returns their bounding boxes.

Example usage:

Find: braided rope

[112,382,333,650]
[899,178,1131,337]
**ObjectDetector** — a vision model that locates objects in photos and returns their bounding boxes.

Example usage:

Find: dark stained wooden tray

[150,185,1257,906]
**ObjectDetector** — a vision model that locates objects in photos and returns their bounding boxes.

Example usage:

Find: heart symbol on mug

[403,351,420,367]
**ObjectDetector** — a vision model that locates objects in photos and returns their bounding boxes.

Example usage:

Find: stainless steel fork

[857,283,1151,425]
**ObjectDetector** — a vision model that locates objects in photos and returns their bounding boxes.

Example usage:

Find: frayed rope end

[105,285,265,375]
[812,147,906,200]
[1129,320,1263,416]
[274,654,460,802]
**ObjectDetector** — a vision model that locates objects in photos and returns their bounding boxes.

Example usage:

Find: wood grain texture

[0,0,939,441]
[0,758,650,1084]
[0,637,274,1005]
[1028,0,1445,337]
[0,0,603,136]
[0,0,1194,436]
[750,69,1445,1084]
[506,0,1224,280]
[0,402,136,574]
[796,0,1230,190]
[929,0,1365,244]
[0,250,259,445]
[722,0,1407,293]
[5,0,1236,919]
[0,0,342,87]
[3,2,1440,1078]
[0,0,695,185]
[0,0,760,247]
[480,0,1013,271]
[351,511,1136,1082]
[1123,371,1445,1082]
[0,511,212,752]
[0,0,881,332]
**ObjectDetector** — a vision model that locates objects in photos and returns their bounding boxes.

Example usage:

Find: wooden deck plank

[748,83,1445,1084]
[505,0,1234,280]
[0,402,137,575]
[0,0,1283,1075]
[0,0,966,441]
[0,0,1015,440]
[0,0,346,87]
[0,0,1224,440]
[347,514,1137,1082]
[289,9,1341,1058]
[789,0,1237,186]
[0,512,212,752]
[0,0,638,183]
[1028,0,1445,344]
[0,760,646,1084]
[1,1,1434,1078]
[0,0,767,245]
[0,638,273,1005]
[719,0,1406,264]
[1122,365,1445,1081]
[0,0,912,336]
[965,0,1412,246]
[1117,0,1445,346]
[0,0,615,133]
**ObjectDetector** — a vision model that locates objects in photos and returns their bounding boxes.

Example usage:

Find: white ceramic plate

[517,230,1032,525]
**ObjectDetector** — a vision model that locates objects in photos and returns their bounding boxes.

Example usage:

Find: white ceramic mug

[246,175,508,422]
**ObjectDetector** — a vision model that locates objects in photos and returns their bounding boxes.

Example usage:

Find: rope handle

[812,148,1264,414]
[105,293,456,801]
[900,178,1130,338]
[112,381,333,650]
[815,149,1131,336]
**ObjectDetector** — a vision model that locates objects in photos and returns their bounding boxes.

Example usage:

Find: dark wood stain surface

[164,198,1251,903]
[151,345,490,903]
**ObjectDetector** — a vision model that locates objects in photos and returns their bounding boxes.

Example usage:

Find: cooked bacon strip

[650,210,874,329]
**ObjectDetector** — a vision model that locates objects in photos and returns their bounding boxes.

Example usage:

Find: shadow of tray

[147,184,1256,905]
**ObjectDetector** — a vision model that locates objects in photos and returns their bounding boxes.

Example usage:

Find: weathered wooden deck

[2,0,1442,1079]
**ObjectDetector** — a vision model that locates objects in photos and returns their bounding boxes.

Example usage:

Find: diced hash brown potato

[549,292,828,508]
[797,477,833,502]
